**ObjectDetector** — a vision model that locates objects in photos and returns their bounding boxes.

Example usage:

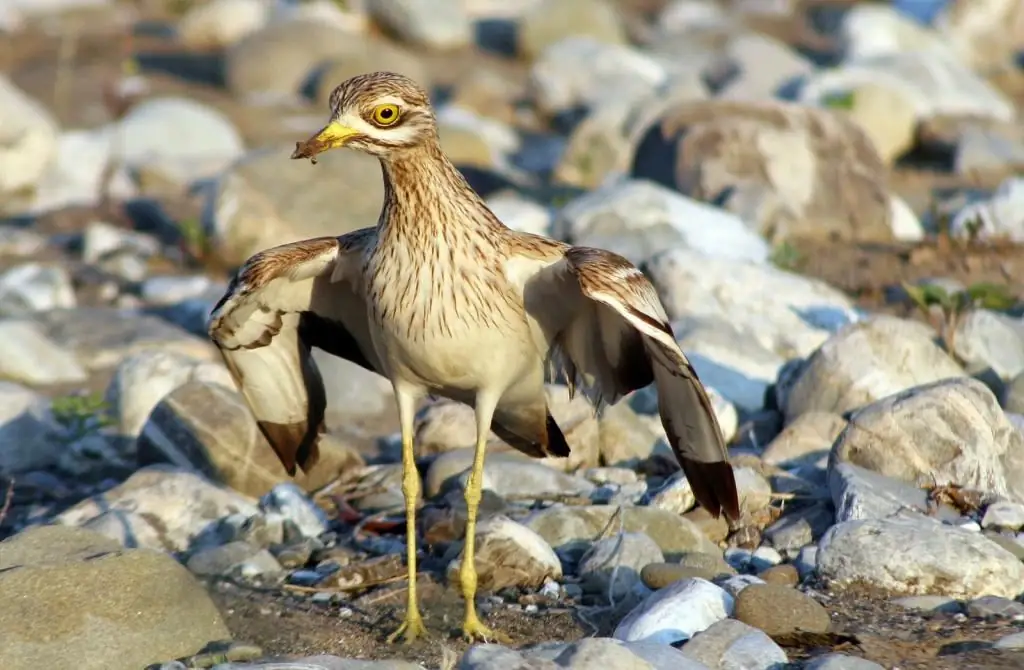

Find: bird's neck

[376,141,505,244]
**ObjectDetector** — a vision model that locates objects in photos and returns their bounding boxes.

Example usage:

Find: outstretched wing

[208,229,382,475]
[514,242,740,520]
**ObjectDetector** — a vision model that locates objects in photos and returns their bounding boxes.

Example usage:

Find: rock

[935,0,1024,73]
[427,447,595,500]
[833,82,917,166]
[716,32,814,102]
[186,540,270,577]
[448,515,561,592]
[950,177,1024,243]
[0,225,45,257]
[954,124,1024,178]
[800,51,1015,125]
[759,564,799,587]
[526,505,719,562]
[993,632,1024,650]
[803,654,885,670]
[631,99,895,244]
[966,595,1024,618]
[141,275,222,306]
[794,545,817,579]
[0,382,63,473]
[529,37,668,116]
[114,97,246,186]
[831,377,1024,505]
[732,583,830,636]
[644,249,857,411]
[683,507,730,544]
[56,465,260,553]
[764,505,834,554]
[178,0,269,48]
[762,412,847,474]
[366,0,470,50]
[717,575,766,599]
[0,263,76,316]
[205,142,384,267]
[105,350,233,439]
[459,644,559,669]
[783,316,966,421]
[202,655,426,670]
[578,532,664,601]
[829,462,960,524]
[341,463,411,513]
[951,308,1024,381]
[648,470,697,515]
[225,20,364,99]
[892,595,963,613]
[0,319,88,385]
[269,0,366,33]
[982,501,1024,530]
[732,467,772,516]
[554,179,769,267]
[641,553,735,589]
[517,0,626,60]
[545,637,698,670]
[29,127,135,214]
[681,618,789,670]
[839,4,953,61]
[584,467,638,486]
[725,547,782,574]
[486,192,551,237]
[138,380,364,497]
[315,50,429,112]
[30,307,217,371]
[614,578,733,645]
[817,516,1024,598]
[0,75,58,198]
[0,525,229,670]
[260,482,329,539]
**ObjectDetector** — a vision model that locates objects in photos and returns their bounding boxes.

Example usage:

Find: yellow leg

[387,389,428,644]
[459,396,511,644]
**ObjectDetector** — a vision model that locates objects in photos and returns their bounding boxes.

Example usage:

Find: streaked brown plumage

[208,71,739,644]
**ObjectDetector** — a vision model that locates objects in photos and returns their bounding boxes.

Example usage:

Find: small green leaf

[966,282,1017,311]
[902,282,949,311]
[822,91,856,110]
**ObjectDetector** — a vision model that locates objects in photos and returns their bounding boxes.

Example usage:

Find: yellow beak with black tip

[291,120,359,163]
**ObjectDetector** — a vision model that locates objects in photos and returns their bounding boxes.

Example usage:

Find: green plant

[821,90,856,111]
[770,241,802,271]
[50,392,115,442]
[902,280,1017,357]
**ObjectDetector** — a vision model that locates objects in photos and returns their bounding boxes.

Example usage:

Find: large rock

[314,36,429,108]
[783,316,966,421]
[178,0,270,48]
[517,0,627,60]
[631,99,896,243]
[55,465,260,552]
[645,247,858,411]
[614,578,733,645]
[0,382,63,474]
[935,0,1024,73]
[817,516,1024,599]
[204,143,383,266]
[830,377,1024,505]
[365,0,471,50]
[447,515,562,592]
[0,319,88,385]
[553,179,769,266]
[0,525,229,670]
[137,380,365,497]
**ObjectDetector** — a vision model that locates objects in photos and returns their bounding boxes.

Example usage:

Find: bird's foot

[461,612,511,644]
[386,611,429,644]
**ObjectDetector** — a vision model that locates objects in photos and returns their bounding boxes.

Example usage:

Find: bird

[207,71,740,645]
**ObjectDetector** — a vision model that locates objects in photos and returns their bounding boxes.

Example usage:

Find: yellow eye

[371,104,401,126]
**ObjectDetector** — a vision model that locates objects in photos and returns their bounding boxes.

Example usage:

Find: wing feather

[517,243,740,520]
[208,229,381,475]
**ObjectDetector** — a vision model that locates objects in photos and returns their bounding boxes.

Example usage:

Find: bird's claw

[461,613,511,644]
[386,612,429,644]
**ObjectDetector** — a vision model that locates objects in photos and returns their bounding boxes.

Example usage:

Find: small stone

[892,595,963,614]
[0,320,87,385]
[981,501,1024,530]
[716,574,766,599]
[447,515,562,592]
[966,595,1024,619]
[794,545,818,579]
[186,541,262,577]
[260,483,329,540]
[733,584,831,636]
[0,263,76,316]
[993,632,1024,650]
[614,578,734,645]
[681,618,789,670]
[759,564,799,587]
[804,654,886,670]
[683,506,730,544]
[578,532,664,601]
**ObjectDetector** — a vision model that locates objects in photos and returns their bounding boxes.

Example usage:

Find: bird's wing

[510,239,740,520]
[208,229,381,476]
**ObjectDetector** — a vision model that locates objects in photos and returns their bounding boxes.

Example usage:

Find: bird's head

[291,71,436,163]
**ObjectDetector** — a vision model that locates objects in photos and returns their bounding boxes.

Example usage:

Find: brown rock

[759,563,800,587]
[641,562,715,589]
[684,506,730,543]
[631,99,895,243]
[733,583,831,636]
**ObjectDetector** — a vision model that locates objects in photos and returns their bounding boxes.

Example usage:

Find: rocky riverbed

[1,1,1024,669]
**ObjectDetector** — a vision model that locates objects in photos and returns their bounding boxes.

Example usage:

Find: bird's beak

[291,120,358,163]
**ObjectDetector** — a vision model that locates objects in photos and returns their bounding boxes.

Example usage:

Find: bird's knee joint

[463,484,482,511]
[402,469,421,502]
[460,561,478,592]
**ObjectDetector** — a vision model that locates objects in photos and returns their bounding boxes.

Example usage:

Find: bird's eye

[371,104,401,127]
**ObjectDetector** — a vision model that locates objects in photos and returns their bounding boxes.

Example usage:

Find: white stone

[950,177,1024,243]
[889,194,925,242]
[365,0,471,50]
[840,5,956,61]
[259,482,329,539]
[682,618,789,670]
[578,532,664,601]
[0,75,58,195]
[555,179,769,266]
[447,515,562,591]
[178,0,270,48]
[56,465,260,553]
[0,382,62,473]
[982,501,1024,530]
[486,192,551,236]
[818,516,1024,599]
[29,128,135,214]
[614,577,733,645]
[0,263,75,315]
[0,320,87,385]
[952,308,1024,380]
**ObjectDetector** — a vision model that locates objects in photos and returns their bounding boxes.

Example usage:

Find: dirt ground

[209,577,1024,669]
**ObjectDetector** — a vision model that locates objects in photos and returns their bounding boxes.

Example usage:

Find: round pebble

[733,583,831,636]
[759,563,800,587]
